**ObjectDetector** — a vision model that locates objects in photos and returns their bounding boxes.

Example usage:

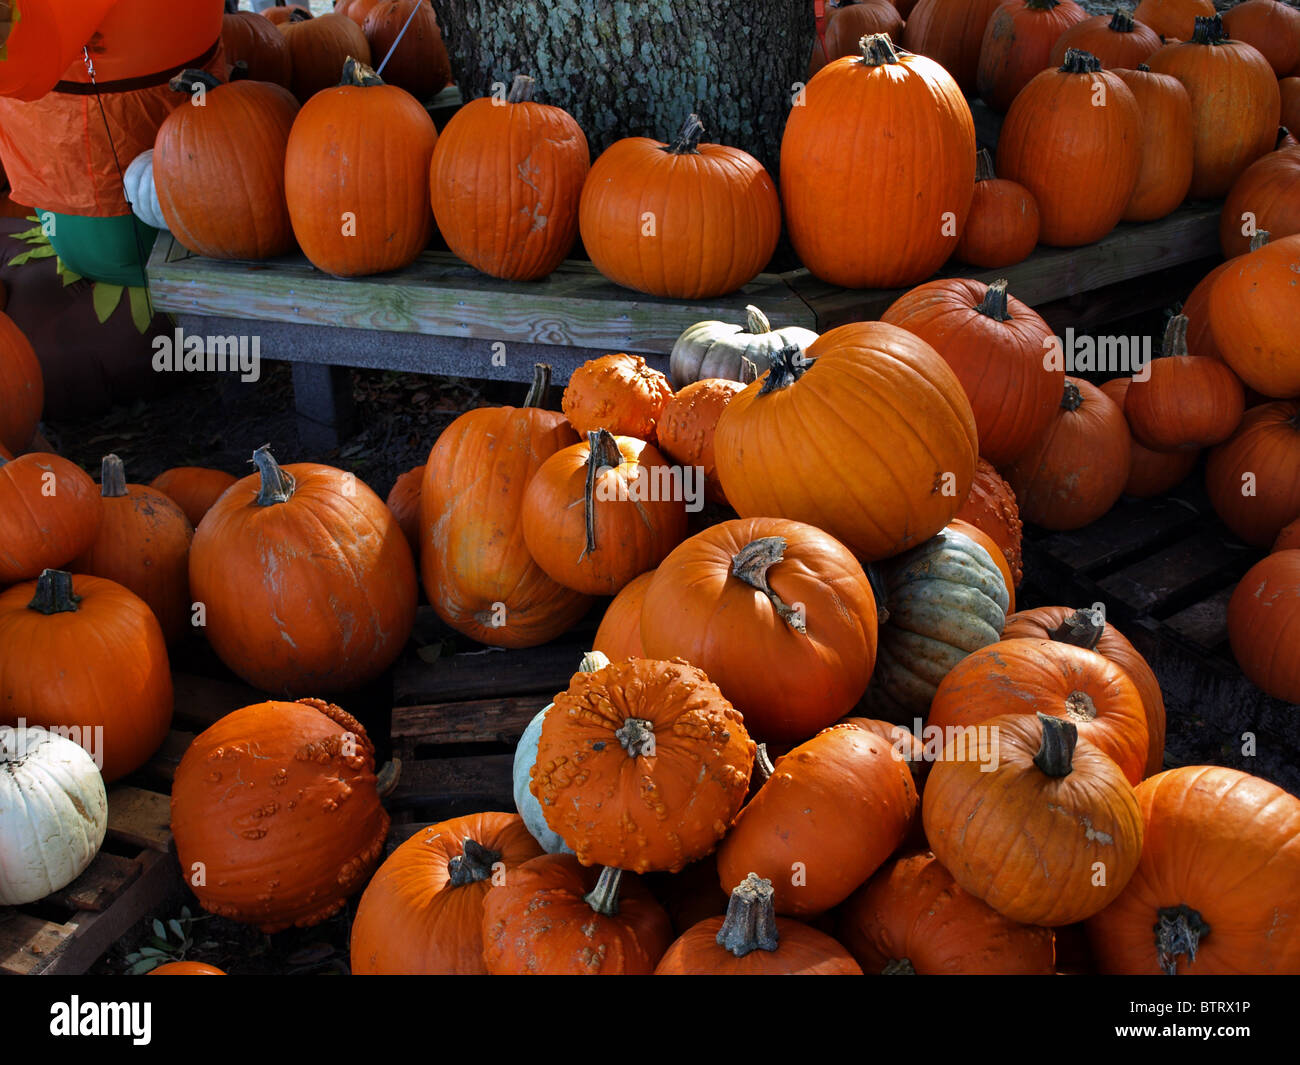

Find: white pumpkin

[512,650,609,854]
[0,726,108,906]
[124,149,168,233]
[669,305,820,388]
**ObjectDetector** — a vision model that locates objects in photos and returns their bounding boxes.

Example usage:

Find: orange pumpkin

[1228,549,1300,702]
[954,150,1041,269]
[1220,141,1300,260]
[1181,231,1272,364]
[360,0,451,102]
[655,378,745,505]
[591,569,653,661]
[279,11,371,102]
[1210,233,1300,398]
[956,458,1024,586]
[1222,0,1300,76]
[149,467,238,529]
[0,453,102,584]
[976,0,1089,114]
[1275,517,1300,552]
[821,0,908,67]
[1115,65,1195,224]
[221,10,292,87]
[1048,10,1163,69]
[0,299,42,455]
[148,961,226,975]
[1206,401,1300,547]
[1133,0,1215,39]
[1282,77,1300,133]
[264,2,312,25]
[902,0,1004,91]
[1098,377,1200,499]
[560,353,673,442]
[385,465,423,557]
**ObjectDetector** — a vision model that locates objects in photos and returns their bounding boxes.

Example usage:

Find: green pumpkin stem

[1155,904,1211,975]
[446,838,502,886]
[252,446,295,507]
[287,7,313,22]
[859,33,900,66]
[1250,230,1271,252]
[1048,607,1105,651]
[168,68,222,96]
[1060,380,1083,412]
[99,454,128,498]
[975,279,1012,323]
[1060,48,1102,74]
[882,958,916,974]
[506,74,536,104]
[716,873,781,957]
[1190,14,1225,45]
[755,743,775,781]
[581,429,623,559]
[1033,712,1078,778]
[1107,9,1134,32]
[1162,313,1190,358]
[975,148,996,183]
[666,113,706,155]
[615,717,656,758]
[732,537,807,634]
[523,363,552,409]
[340,56,384,87]
[375,758,401,798]
[27,570,81,615]
[745,305,772,335]
[229,60,252,82]
[758,344,814,395]
[583,866,624,916]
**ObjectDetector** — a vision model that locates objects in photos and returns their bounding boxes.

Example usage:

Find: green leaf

[128,286,154,333]
[12,223,46,243]
[181,906,192,919]
[167,919,184,940]
[92,282,124,324]
[140,946,170,958]
[129,959,160,975]
[152,918,166,940]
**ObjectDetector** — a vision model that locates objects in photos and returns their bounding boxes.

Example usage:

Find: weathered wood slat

[1096,531,1243,616]
[46,853,142,913]
[1029,495,1205,574]
[392,695,550,750]
[106,787,173,854]
[0,914,75,976]
[139,729,195,786]
[388,753,515,811]
[1162,585,1235,651]
[393,640,592,706]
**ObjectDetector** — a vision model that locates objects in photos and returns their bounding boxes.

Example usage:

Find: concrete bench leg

[292,363,356,453]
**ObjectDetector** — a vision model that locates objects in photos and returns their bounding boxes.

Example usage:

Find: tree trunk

[429,1,815,172]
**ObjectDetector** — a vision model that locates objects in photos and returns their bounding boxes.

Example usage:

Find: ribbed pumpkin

[221,10,292,86]
[714,322,979,562]
[1228,549,1300,702]
[1206,401,1300,547]
[655,379,745,505]
[655,874,863,975]
[1088,766,1300,974]
[1182,231,1271,364]
[861,526,1010,722]
[997,50,1142,247]
[640,518,878,744]
[70,455,194,645]
[977,0,1089,114]
[335,0,384,25]
[520,430,687,596]
[669,305,819,388]
[530,658,755,873]
[149,467,238,529]
[578,115,780,299]
[188,446,417,695]
[481,856,674,975]
[948,519,1016,614]
[152,71,298,260]
[350,813,543,975]
[1222,0,1300,76]
[901,0,1003,91]
[1210,233,1300,398]
[1275,517,1300,552]
[421,365,589,647]
[561,353,673,442]
[171,697,389,932]
[1147,15,1281,199]
[1133,0,1215,39]
[0,311,41,455]
[360,0,451,102]
[385,464,422,557]
[264,1,312,25]
[824,0,906,63]
[1282,77,1300,132]
[0,453,101,584]
[279,11,371,102]
[837,852,1057,975]
[285,58,437,278]
[1220,141,1300,259]
[782,34,976,289]
[882,277,1060,466]
[716,723,918,915]
[954,150,1040,269]
[956,458,1024,586]
[592,572,652,661]
[1115,66,1195,224]
[1004,378,1132,531]
[923,713,1144,926]
[1049,10,1163,69]
[1099,377,1200,498]
[430,75,589,281]
[1002,605,1166,778]
[929,638,1149,786]
[0,570,172,783]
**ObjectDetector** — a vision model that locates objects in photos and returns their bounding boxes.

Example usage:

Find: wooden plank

[106,787,173,854]
[1028,495,1204,574]
[170,671,265,732]
[393,639,592,706]
[1161,585,1235,651]
[389,754,515,810]
[391,695,551,750]
[0,913,75,976]
[140,729,194,786]
[47,853,142,913]
[1096,531,1243,616]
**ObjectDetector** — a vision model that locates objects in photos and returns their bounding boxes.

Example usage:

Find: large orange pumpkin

[823,0,906,64]
[421,365,590,647]
[0,570,172,782]
[1115,66,1195,224]
[1220,141,1300,259]
[953,150,1041,269]
[956,458,1024,586]
[0,307,42,454]
[1228,549,1300,703]
[1206,401,1300,547]
[1275,517,1300,552]
[0,453,102,585]
[171,697,390,932]
[560,353,673,442]
[714,321,978,562]
[221,10,292,87]
[639,518,878,744]
[150,467,238,529]
[782,33,976,288]
[530,658,755,873]
[1209,233,1300,398]
[350,812,543,975]
[977,0,1089,114]
[360,0,451,103]
[1088,766,1300,974]
[1222,0,1300,76]
[188,446,417,696]
[1182,231,1272,364]
[430,75,589,282]
[902,0,1003,91]
[1133,0,1215,39]
[279,11,371,102]
[591,570,653,661]
[1048,10,1163,69]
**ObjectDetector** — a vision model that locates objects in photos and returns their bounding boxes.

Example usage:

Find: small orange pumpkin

[560,353,673,442]
[150,466,238,529]
[655,378,746,504]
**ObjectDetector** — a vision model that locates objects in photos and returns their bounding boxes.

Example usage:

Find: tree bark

[429,1,815,172]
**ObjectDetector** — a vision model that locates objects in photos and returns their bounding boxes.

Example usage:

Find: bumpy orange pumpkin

[655,378,745,504]
[560,353,673,442]
[531,658,754,873]
[1228,549,1300,703]
[150,467,238,529]
[350,812,543,975]
[0,453,102,584]
[591,570,653,661]
[172,697,389,932]
[956,458,1024,586]
[1206,401,1300,547]
[0,310,41,454]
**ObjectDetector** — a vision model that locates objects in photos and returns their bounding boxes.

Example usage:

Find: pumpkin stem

[376,758,401,798]
[27,569,81,615]
[1026,0,1061,9]
[859,33,900,66]
[1249,230,1271,252]
[759,344,814,395]
[1161,313,1189,358]
[340,56,385,87]
[582,866,624,916]
[740,355,760,384]
[716,873,780,957]
[1155,904,1211,975]
[1137,62,1150,72]
[252,445,296,507]
[665,113,705,155]
[974,279,1012,323]
[731,537,807,634]
[506,74,537,103]
[230,60,251,82]
[745,305,772,335]
[1107,9,1134,32]
[1048,607,1105,650]
[1060,48,1102,74]
[288,8,313,21]
[446,838,503,887]
[581,429,623,559]
[975,148,996,182]
[100,454,128,498]
[755,743,775,781]
[168,68,222,96]
[1033,712,1078,778]
[1190,14,1225,45]
[1278,127,1295,151]
[882,958,916,974]
[580,650,610,673]
[1064,691,1098,722]
[523,362,552,409]
[615,717,656,758]
[1060,380,1083,412]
